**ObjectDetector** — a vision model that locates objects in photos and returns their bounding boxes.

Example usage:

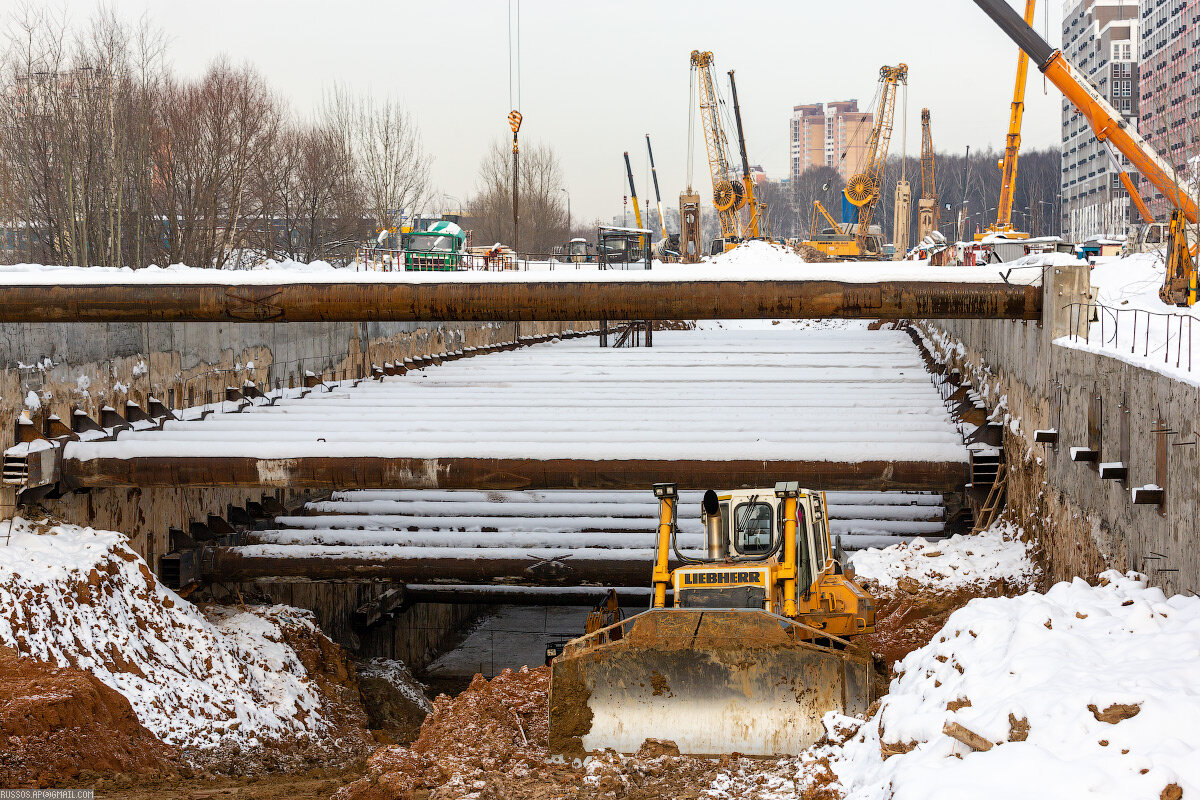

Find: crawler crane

[916,109,939,243]
[800,64,907,259]
[689,51,766,254]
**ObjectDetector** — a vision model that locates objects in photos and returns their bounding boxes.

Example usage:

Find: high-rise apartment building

[1139,0,1200,220]
[789,101,873,184]
[1060,0,1140,240]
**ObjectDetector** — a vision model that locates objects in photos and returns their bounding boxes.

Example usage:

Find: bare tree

[467,139,568,254]
[323,86,430,236]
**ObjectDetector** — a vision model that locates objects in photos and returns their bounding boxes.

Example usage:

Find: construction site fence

[1063,302,1196,373]
[354,247,651,273]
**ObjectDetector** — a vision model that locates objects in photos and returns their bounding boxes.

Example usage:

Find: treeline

[763,147,1063,243]
[0,8,431,268]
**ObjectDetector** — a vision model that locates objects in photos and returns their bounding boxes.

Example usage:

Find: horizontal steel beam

[0,279,1041,323]
[209,549,663,585]
[402,584,655,606]
[63,455,969,492]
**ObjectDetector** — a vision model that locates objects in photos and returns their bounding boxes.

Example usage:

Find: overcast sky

[45,0,1066,222]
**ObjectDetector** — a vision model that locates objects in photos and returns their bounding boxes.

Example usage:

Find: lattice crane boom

[844,64,908,254]
[690,50,743,239]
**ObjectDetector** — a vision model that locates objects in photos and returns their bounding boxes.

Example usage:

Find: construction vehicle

[973,0,1197,305]
[690,51,742,251]
[978,0,1037,242]
[548,482,876,757]
[798,65,907,259]
[726,69,766,243]
[645,135,679,260]
[916,109,939,244]
[402,220,467,271]
[803,201,866,259]
[623,152,646,248]
[689,51,768,254]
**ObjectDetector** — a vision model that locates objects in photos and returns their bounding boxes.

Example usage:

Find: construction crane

[973,0,1197,304]
[916,108,939,243]
[981,0,1037,241]
[727,69,765,241]
[846,64,907,255]
[646,135,669,242]
[623,151,645,244]
[798,64,907,259]
[690,50,744,252]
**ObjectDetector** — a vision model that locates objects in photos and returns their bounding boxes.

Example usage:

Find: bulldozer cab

[672,489,831,615]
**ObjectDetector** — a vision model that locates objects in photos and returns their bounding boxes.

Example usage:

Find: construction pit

[1,256,1199,799]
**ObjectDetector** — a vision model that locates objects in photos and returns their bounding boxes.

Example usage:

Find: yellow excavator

[548,482,875,757]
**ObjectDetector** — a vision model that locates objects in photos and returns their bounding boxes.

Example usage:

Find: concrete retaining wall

[928,265,1198,596]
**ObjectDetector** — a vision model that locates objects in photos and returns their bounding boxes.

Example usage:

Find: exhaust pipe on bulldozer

[703,489,726,560]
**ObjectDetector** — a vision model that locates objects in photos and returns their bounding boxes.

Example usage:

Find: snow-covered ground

[0,517,337,750]
[1059,250,1200,383]
[790,570,1200,800]
[850,520,1039,591]
[0,243,1037,286]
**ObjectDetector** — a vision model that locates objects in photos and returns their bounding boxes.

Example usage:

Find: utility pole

[509,110,522,255]
[958,145,971,243]
[560,188,571,237]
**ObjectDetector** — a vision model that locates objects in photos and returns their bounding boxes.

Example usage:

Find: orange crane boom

[989,0,1036,236]
[973,0,1197,304]
[973,0,1196,223]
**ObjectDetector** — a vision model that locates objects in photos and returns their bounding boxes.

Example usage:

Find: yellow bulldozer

[548,482,876,757]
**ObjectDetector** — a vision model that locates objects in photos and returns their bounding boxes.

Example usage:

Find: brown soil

[0,644,176,788]
[338,666,830,800]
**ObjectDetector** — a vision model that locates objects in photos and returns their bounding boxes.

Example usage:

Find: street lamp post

[560,188,571,238]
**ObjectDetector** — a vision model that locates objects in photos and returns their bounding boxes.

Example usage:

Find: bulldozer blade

[548,609,873,757]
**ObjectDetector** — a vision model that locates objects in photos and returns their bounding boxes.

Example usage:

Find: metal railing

[1062,302,1196,372]
[355,247,514,272]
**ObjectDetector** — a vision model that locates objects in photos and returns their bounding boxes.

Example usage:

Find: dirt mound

[0,644,175,787]
[356,658,432,744]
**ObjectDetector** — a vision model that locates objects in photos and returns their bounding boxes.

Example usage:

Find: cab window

[733,502,773,555]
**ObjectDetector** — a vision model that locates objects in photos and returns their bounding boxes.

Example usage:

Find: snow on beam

[0,279,1042,323]
[61,454,971,493]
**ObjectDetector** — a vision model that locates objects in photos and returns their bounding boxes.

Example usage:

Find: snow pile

[706,239,805,267]
[0,517,332,750]
[850,519,1039,592]
[801,570,1200,799]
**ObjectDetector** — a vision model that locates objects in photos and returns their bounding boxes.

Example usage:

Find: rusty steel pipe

[208,548,673,585]
[0,279,1041,323]
[402,585,655,605]
[62,455,970,493]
